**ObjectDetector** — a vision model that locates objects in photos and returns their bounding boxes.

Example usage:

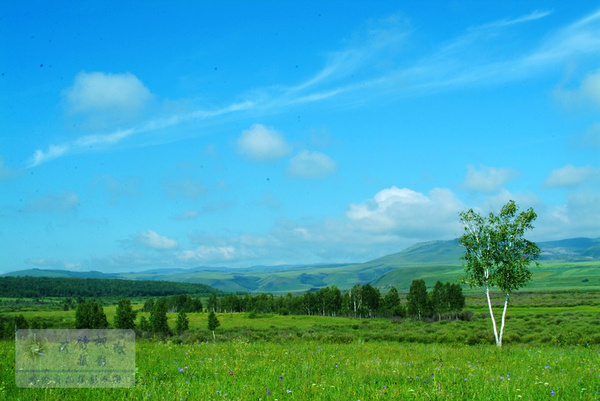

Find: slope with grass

[3,238,599,293]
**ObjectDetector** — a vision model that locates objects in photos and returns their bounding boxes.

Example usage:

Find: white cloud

[545,164,600,187]
[237,124,291,162]
[287,151,336,178]
[555,69,600,108]
[26,191,80,212]
[536,189,600,240]
[478,189,542,216]
[177,245,237,263]
[64,71,153,114]
[346,186,464,239]
[463,165,520,193]
[132,229,178,251]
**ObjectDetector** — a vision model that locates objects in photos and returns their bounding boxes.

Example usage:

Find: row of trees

[203,282,463,319]
[406,280,465,320]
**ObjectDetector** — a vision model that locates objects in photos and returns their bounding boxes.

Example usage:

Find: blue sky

[1,1,600,273]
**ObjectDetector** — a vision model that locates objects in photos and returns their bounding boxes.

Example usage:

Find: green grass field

[1,339,599,400]
[1,291,600,399]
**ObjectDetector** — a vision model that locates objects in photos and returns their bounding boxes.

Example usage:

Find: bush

[458,311,474,321]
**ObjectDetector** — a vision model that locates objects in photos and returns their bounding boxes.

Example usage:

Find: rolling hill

[3,237,599,293]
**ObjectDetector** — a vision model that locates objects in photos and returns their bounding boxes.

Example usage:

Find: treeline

[206,281,465,320]
[0,276,220,298]
[0,314,29,339]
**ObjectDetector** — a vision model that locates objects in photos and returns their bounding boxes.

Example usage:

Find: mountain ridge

[3,237,599,293]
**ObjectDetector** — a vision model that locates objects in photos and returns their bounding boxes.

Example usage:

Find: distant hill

[539,237,600,260]
[2,237,599,294]
[0,268,121,279]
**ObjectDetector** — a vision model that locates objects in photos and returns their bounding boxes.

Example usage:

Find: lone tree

[149,299,171,337]
[114,299,137,330]
[207,311,220,340]
[75,300,108,329]
[175,310,189,335]
[459,200,540,347]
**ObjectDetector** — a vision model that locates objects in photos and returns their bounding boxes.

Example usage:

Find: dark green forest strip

[0,276,220,298]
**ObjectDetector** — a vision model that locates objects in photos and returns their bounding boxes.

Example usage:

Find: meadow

[1,338,599,400]
[0,294,599,399]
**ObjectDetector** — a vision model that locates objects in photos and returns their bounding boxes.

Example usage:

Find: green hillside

[3,237,599,294]
[0,268,120,279]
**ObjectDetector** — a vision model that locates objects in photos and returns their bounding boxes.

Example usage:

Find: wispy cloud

[28,7,600,167]
[25,191,80,212]
[29,101,253,167]
[544,164,600,187]
[463,165,520,193]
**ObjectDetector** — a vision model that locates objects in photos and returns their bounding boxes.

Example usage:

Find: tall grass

[1,339,598,400]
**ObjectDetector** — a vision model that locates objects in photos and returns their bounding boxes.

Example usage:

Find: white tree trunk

[486,285,500,346]
[498,293,510,347]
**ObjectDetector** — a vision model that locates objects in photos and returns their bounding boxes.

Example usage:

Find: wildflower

[280,375,284,380]
[266,388,271,395]
[551,390,555,396]
[286,389,292,393]
[178,367,184,373]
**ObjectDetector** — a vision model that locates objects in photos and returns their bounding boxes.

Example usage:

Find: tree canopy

[459,200,540,347]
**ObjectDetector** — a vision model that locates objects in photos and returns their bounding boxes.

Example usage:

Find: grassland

[1,338,599,400]
[1,290,600,399]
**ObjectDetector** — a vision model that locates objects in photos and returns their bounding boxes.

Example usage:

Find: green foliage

[142,298,155,312]
[0,314,28,339]
[459,200,541,347]
[175,310,189,334]
[406,279,428,320]
[139,316,150,333]
[150,299,171,336]
[114,299,137,330]
[0,276,220,298]
[207,293,218,312]
[459,200,541,293]
[75,300,108,329]
[207,311,220,332]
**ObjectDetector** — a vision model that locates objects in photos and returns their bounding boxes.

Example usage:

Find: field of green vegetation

[1,339,599,400]
[1,290,600,400]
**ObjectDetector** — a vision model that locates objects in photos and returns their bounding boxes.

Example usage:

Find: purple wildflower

[178,367,184,373]
[551,390,555,396]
